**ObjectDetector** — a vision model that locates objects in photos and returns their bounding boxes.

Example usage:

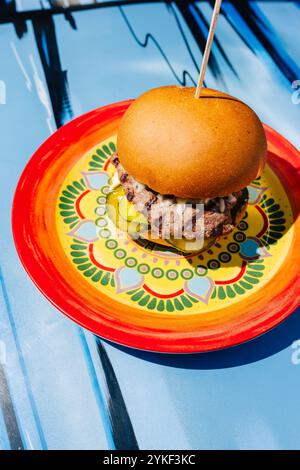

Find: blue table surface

[0,0,300,450]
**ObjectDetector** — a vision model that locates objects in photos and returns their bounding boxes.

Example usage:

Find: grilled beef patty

[111,155,248,240]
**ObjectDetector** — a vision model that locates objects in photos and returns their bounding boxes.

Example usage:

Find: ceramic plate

[12,100,300,353]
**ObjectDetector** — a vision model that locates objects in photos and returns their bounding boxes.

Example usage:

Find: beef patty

[111,155,248,240]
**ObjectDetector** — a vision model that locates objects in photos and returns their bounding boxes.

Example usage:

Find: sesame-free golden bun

[117,86,267,199]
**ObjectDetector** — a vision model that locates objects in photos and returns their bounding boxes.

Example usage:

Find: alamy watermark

[0,341,6,365]
[291,339,300,365]
[100,201,206,251]
[291,80,300,104]
[0,80,6,105]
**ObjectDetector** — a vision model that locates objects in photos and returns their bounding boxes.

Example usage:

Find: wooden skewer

[194,0,223,99]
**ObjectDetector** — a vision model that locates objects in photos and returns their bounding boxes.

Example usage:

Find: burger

[107,86,267,253]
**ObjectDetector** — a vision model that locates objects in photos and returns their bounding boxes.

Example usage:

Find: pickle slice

[106,187,126,232]
[119,195,141,223]
[107,187,148,236]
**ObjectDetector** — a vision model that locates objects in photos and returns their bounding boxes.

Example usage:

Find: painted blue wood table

[0,0,300,450]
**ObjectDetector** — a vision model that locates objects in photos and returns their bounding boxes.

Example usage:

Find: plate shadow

[102,307,300,369]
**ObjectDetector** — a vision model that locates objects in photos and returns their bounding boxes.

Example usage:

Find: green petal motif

[59,178,87,228]
[88,141,116,171]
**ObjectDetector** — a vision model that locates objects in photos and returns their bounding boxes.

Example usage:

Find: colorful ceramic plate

[12,101,300,353]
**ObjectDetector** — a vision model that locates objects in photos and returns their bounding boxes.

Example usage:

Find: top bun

[117,86,267,199]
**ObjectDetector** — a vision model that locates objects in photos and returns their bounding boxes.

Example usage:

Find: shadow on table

[103,308,300,369]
